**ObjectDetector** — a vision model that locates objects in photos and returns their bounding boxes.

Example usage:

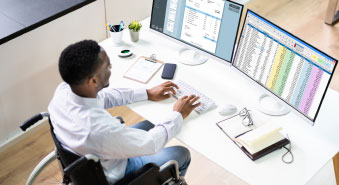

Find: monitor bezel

[149,0,244,65]
[232,9,338,125]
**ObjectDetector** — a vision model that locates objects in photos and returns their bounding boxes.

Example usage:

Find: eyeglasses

[215,107,254,127]
[239,108,253,127]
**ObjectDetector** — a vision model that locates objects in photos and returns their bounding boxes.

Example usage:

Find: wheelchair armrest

[64,154,99,176]
[20,112,49,131]
[114,116,125,124]
[115,161,181,185]
[159,160,179,176]
[159,160,180,181]
[114,163,160,185]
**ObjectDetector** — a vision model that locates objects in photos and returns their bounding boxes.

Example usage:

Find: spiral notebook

[216,114,290,161]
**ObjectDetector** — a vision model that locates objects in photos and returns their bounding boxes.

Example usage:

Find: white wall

[0,0,155,149]
[0,0,107,148]
[105,0,153,31]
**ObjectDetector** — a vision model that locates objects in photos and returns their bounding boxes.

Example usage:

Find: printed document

[180,0,224,53]
[124,58,162,83]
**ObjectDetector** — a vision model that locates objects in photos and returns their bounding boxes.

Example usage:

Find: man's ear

[88,76,98,87]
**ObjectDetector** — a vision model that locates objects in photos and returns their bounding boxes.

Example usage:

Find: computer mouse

[217,104,237,116]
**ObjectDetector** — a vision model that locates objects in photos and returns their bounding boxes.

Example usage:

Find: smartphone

[161,63,177,79]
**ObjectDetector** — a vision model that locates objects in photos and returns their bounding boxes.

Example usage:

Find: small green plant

[128,20,142,32]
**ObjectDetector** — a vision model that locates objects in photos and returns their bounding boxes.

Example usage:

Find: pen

[111,26,117,32]
[118,21,124,32]
[106,24,117,32]
[105,24,111,30]
[235,129,253,138]
[108,24,117,32]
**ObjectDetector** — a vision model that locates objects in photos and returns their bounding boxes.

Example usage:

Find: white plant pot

[129,30,140,42]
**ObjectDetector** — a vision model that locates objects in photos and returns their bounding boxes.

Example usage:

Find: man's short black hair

[59,40,103,85]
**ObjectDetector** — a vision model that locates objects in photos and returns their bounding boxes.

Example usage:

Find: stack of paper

[235,124,285,154]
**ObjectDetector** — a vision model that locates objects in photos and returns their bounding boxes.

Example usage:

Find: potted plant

[128,20,142,42]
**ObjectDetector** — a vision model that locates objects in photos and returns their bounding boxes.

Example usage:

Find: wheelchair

[20,112,186,185]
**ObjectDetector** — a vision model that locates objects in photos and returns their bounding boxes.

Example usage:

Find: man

[48,40,200,184]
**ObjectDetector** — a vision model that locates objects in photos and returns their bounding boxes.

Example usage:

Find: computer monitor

[233,9,338,125]
[150,0,243,65]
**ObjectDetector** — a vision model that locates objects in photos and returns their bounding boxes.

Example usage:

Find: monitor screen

[150,0,243,63]
[233,10,338,123]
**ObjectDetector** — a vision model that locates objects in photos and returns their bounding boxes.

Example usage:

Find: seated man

[48,40,200,184]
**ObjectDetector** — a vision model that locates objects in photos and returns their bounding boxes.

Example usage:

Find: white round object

[177,49,208,65]
[118,49,133,58]
[257,94,290,116]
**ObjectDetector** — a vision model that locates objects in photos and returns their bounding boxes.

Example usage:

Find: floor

[244,0,339,92]
[0,0,338,184]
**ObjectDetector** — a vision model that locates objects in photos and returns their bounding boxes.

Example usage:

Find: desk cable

[282,134,294,164]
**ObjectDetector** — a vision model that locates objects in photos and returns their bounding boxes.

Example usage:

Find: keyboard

[173,80,216,114]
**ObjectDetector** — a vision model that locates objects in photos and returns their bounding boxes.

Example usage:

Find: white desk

[101,18,339,185]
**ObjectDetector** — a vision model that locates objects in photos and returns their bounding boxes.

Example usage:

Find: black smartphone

[161,63,177,79]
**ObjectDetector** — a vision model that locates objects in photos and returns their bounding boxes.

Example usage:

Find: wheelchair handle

[114,116,125,124]
[64,154,99,176]
[20,112,49,131]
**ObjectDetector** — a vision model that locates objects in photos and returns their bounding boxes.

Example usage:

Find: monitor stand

[257,94,290,116]
[177,49,208,65]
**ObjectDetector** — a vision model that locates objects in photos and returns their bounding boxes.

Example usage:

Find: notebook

[216,113,290,160]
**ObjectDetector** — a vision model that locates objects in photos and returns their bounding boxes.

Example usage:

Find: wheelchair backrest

[48,117,109,185]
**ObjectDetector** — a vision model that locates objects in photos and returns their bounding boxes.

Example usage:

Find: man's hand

[173,95,200,119]
[147,81,179,101]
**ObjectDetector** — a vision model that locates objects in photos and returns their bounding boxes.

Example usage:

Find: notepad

[124,56,163,84]
[235,124,285,154]
[216,114,290,160]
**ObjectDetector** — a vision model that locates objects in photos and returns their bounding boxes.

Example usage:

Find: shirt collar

[68,89,104,108]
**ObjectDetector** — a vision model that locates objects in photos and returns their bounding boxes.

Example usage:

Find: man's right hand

[173,95,201,119]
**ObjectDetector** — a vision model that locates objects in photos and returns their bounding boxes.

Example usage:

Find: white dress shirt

[48,82,183,184]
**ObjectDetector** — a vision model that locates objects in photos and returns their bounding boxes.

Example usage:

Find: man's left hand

[146,81,179,101]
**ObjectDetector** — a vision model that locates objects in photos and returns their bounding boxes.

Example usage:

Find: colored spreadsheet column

[266,45,286,90]
[298,67,324,115]
[285,57,304,103]
[291,62,313,108]
[273,49,294,96]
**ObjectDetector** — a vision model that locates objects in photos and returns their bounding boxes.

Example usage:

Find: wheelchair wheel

[26,150,63,185]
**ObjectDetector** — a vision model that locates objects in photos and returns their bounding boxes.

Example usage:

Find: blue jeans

[125,120,191,177]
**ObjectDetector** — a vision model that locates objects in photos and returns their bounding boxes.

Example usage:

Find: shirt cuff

[171,111,184,123]
[156,111,183,142]
[133,88,148,102]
